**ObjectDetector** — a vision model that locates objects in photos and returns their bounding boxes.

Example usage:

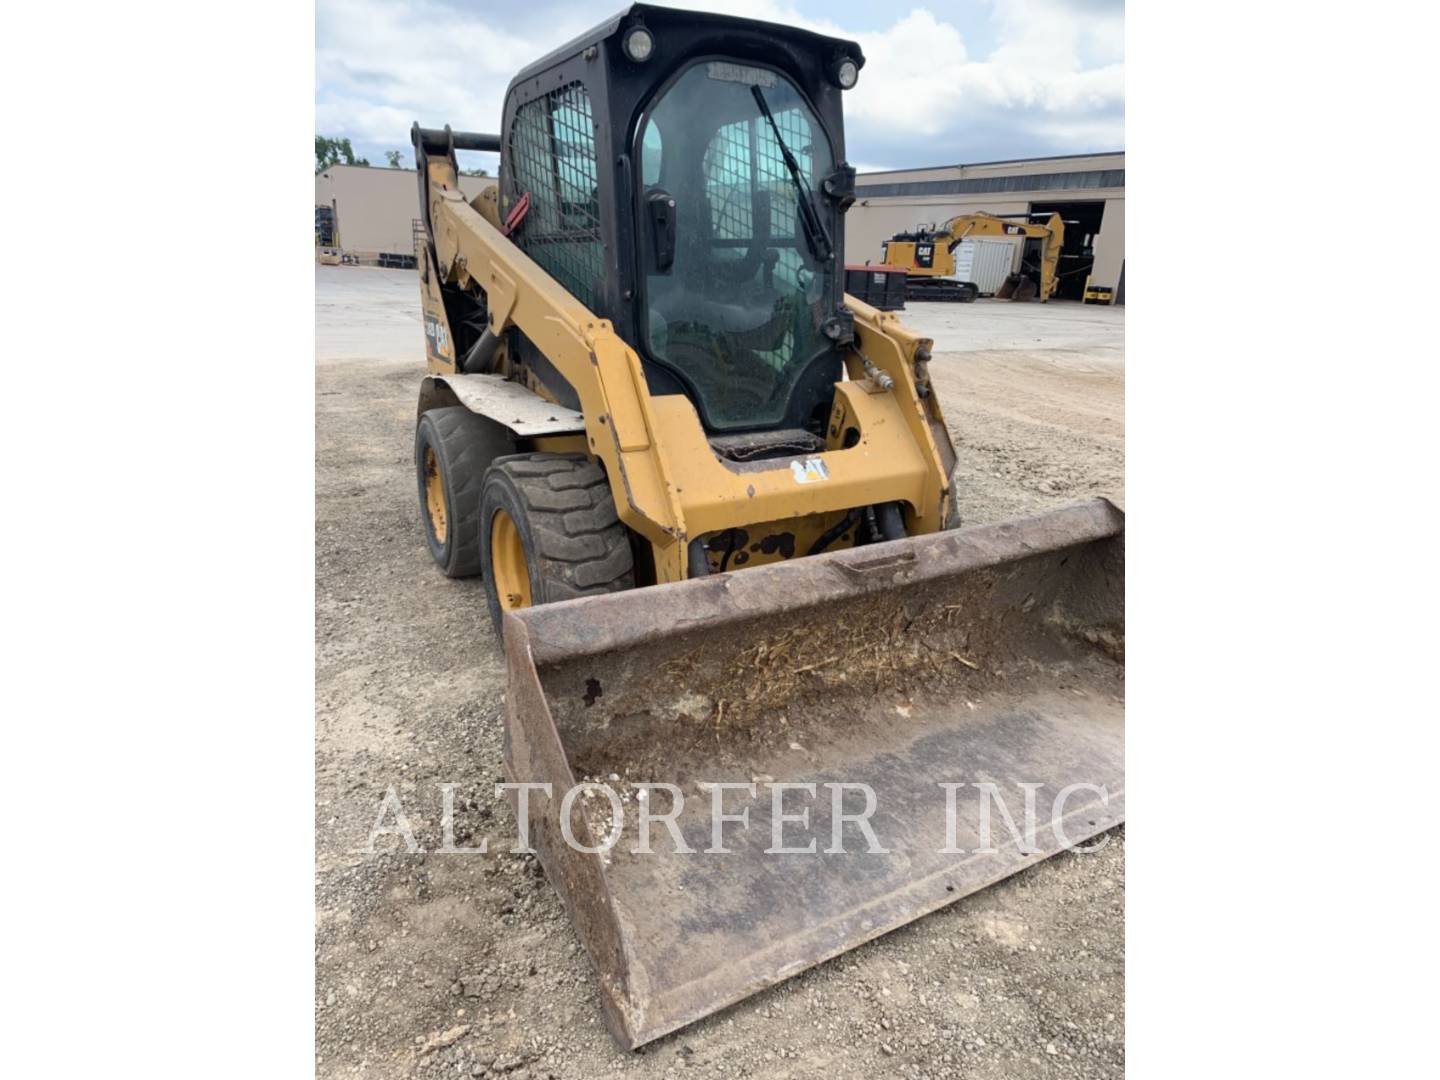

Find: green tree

[460,167,491,177]
[314,135,371,172]
[386,150,405,168]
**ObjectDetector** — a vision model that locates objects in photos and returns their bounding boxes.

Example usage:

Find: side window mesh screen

[508,83,603,312]
[702,109,811,243]
[698,106,814,366]
[703,119,754,241]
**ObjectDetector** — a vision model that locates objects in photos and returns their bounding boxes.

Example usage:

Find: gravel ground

[315,266,1125,1079]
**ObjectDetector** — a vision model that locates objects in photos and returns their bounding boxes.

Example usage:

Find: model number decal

[424,314,450,357]
[790,458,829,484]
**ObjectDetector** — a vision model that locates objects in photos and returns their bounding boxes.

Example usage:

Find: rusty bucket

[501,499,1125,1049]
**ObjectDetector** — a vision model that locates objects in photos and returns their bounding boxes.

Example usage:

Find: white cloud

[842,2,1124,161]
[315,0,599,159]
[987,0,1123,70]
[637,1,1123,160]
[315,0,1124,169]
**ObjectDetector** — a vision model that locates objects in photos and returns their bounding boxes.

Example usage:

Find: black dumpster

[844,264,908,311]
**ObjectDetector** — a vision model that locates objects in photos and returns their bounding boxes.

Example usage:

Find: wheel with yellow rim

[478,454,636,638]
[415,407,515,578]
[488,508,532,611]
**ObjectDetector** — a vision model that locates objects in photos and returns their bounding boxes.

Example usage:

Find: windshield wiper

[751,85,833,264]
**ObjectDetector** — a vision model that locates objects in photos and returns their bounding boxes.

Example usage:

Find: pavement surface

[315,265,1125,1079]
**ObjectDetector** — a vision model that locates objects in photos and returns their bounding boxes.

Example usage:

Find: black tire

[478,454,635,636]
[415,407,515,578]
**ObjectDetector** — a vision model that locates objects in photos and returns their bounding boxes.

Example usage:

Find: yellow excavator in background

[409,3,1123,1051]
[882,210,1064,302]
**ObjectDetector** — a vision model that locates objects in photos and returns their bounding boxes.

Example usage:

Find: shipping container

[952,237,1019,296]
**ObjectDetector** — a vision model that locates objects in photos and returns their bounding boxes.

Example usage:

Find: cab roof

[507,2,864,95]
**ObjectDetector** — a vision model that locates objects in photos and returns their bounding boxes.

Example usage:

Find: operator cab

[497,4,863,436]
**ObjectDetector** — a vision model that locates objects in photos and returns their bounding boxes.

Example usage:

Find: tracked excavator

[410,4,1123,1050]
[883,211,1065,302]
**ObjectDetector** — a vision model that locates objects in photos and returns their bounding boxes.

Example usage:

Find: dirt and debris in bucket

[546,550,1119,787]
[662,593,1004,728]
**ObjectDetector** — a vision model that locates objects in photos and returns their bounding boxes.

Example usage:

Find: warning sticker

[790,458,829,484]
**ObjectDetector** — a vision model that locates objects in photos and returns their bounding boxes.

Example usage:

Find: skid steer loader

[409,4,1124,1050]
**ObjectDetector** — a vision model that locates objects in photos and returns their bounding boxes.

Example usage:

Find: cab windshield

[639,62,836,431]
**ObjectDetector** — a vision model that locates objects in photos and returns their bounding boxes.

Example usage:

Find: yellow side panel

[417,245,457,374]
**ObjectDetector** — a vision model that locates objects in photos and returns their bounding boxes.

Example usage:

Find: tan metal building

[319,153,1124,300]
[315,165,492,259]
[845,151,1124,303]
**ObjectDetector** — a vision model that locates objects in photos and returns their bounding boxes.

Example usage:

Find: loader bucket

[501,499,1125,1049]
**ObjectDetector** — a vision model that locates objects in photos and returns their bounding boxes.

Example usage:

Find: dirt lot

[316,266,1125,1079]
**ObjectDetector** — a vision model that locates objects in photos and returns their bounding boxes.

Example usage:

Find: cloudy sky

[316,0,1123,175]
